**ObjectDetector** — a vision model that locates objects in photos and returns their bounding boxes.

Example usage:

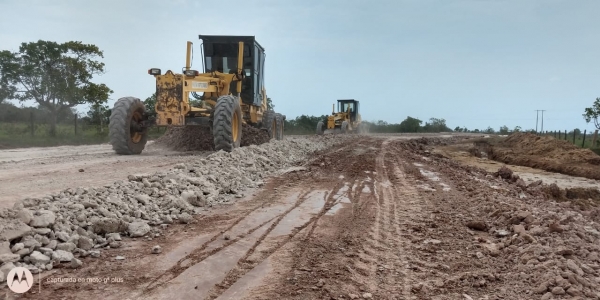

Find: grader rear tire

[316,121,324,135]
[213,95,242,152]
[109,97,148,155]
[275,113,284,140]
[262,110,277,139]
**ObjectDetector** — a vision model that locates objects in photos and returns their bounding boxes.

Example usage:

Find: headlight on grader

[148,68,161,75]
[184,70,199,76]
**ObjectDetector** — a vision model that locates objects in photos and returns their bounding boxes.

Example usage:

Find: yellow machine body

[108,35,285,155]
[323,99,362,133]
[152,39,268,127]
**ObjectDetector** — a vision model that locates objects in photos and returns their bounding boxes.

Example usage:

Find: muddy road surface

[5,134,600,300]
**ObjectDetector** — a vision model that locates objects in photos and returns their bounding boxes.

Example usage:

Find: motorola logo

[6,267,33,294]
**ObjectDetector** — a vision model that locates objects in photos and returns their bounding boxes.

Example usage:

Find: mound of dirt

[475,132,600,180]
[154,124,271,151]
[500,132,600,163]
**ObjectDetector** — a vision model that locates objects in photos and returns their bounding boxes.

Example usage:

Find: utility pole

[540,110,545,133]
[535,110,540,133]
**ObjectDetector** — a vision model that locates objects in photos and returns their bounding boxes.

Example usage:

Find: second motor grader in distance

[316,99,362,135]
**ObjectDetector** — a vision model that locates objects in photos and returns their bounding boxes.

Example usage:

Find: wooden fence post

[593,130,599,148]
[30,111,34,137]
[573,130,577,144]
[564,130,567,140]
[582,129,587,147]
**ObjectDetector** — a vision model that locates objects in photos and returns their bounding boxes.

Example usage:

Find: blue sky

[1,0,599,132]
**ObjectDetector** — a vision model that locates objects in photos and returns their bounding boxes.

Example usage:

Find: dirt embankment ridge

[478,132,600,180]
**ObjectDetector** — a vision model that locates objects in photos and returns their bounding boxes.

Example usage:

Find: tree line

[283,115,514,134]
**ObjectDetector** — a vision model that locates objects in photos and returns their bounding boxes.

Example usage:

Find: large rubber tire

[341,121,349,134]
[213,95,242,152]
[262,110,277,139]
[274,113,284,140]
[109,97,148,155]
[316,121,324,135]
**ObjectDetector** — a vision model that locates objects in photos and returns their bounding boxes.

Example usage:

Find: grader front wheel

[109,97,148,155]
[213,95,242,152]
[262,110,277,139]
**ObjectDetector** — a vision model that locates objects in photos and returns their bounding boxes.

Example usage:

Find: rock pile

[0,135,349,280]
[153,123,271,152]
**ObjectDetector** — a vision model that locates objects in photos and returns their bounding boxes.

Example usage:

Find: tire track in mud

[205,179,350,299]
[367,139,428,298]
[143,187,315,294]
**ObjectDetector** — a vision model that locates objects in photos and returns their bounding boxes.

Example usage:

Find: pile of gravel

[154,124,271,152]
[0,135,350,279]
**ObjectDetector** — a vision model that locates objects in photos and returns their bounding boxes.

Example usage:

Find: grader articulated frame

[108,35,285,155]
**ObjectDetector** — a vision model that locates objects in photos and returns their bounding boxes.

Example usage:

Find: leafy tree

[485,126,495,133]
[267,97,274,111]
[0,40,113,136]
[86,103,110,132]
[0,51,16,104]
[583,97,600,129]
[144,93,157,116]
[398,116,422,132]
[513,126,522,132]
[499,125,509,134]
[422,117,451,132]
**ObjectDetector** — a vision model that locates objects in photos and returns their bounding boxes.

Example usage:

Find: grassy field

[0,122,165,149]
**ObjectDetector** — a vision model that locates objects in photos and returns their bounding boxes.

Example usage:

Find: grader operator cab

[108,35,285,155]
[316,99,362,135]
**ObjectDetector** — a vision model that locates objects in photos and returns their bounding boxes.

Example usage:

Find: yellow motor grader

[108,35,284,154]
[316,99,362,135]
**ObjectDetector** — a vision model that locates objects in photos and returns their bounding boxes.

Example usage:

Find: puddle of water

[436,145,600,190]
[270,191,325,236]
[419,169,441,181]
[416,184,436,191]
[439,183,451,191]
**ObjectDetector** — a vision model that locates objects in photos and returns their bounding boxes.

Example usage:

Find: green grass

[0,122,165,149]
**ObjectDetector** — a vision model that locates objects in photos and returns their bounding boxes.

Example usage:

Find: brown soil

[16,135,600,300]
[154,124,270,151]
[475,132,600,180]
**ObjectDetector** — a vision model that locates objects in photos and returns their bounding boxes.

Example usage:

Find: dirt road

[8,134,599,300]
[0,142,209,208]
[3,136,600,299]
